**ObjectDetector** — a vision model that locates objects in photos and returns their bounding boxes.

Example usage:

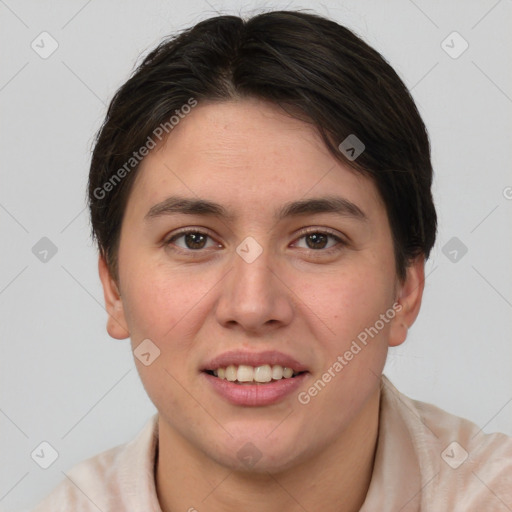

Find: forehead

[127,99,384,220]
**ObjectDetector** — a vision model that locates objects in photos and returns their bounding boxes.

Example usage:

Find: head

[90,10,436,472]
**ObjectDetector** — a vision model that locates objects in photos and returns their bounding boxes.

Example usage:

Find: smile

[205,364,303,384]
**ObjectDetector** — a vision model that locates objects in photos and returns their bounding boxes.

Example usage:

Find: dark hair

[88,10,436,282]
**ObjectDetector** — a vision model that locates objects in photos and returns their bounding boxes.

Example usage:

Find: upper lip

[201,350,309,373]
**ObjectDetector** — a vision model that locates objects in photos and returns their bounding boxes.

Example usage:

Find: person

[32,9,512,512]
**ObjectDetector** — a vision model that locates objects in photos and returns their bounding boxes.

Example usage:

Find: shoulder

[382,376,512,509]
[31,444,126,511]
[31,414,160,512]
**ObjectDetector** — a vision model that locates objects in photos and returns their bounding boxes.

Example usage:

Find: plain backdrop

[1,0,511,509]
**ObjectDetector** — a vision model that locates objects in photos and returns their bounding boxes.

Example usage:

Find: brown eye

[305,233,329,249]
[182,232,207,249]
[294,231,342,251]
[166,230,219,251]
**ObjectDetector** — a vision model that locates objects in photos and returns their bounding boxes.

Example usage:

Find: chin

[207,427,312,475]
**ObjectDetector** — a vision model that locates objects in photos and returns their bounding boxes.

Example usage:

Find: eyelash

[164,227,347,257]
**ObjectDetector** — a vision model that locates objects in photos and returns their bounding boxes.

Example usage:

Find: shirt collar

[360,375,424,511]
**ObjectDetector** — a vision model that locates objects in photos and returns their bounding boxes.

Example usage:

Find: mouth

[202,365,309,406]
[203,364,308,385]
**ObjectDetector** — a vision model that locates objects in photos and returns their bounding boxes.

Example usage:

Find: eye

[164,228,346,255]
[165,229,221,251]
[293,230,345,252]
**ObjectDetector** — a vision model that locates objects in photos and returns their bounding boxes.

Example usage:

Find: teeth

[271,365,283,380]
[237,365,254,382]
[254,364,272,383]
[225,365,237,382]
[211,364,298,383]
[283,367,293,378]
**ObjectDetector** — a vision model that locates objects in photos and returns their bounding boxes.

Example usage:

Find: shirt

[31,375,512,511]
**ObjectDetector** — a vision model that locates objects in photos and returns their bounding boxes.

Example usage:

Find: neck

[156,386,380,512]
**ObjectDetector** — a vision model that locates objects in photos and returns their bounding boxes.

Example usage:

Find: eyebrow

[144,195,368,222]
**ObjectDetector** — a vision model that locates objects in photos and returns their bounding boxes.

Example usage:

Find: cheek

[119,261,213,405]
[294,268,393,422]
[302,266,396,343]
[119,256,207,348]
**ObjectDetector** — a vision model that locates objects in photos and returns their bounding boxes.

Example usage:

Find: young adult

[33,10,512,511]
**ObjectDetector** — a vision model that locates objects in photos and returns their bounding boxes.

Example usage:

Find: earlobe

[388,256,425,347]
[98,255,130,340]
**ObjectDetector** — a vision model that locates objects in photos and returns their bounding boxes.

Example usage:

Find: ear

[388,256,425,348]
[98,254,130,340]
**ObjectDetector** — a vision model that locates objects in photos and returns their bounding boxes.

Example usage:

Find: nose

[214,241,294,334]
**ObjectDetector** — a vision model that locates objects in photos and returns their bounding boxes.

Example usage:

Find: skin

[99,98,425,512]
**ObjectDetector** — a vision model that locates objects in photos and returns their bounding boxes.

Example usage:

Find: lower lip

[202,371,309,406]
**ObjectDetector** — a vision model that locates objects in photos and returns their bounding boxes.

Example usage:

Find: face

[99,98,424,473]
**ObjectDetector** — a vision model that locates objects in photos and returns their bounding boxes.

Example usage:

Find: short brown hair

[88,10,437,282]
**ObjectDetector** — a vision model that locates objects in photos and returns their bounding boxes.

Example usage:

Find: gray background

[1,0,511,509]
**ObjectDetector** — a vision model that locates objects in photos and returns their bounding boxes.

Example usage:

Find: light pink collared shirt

[32,375,512,511]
